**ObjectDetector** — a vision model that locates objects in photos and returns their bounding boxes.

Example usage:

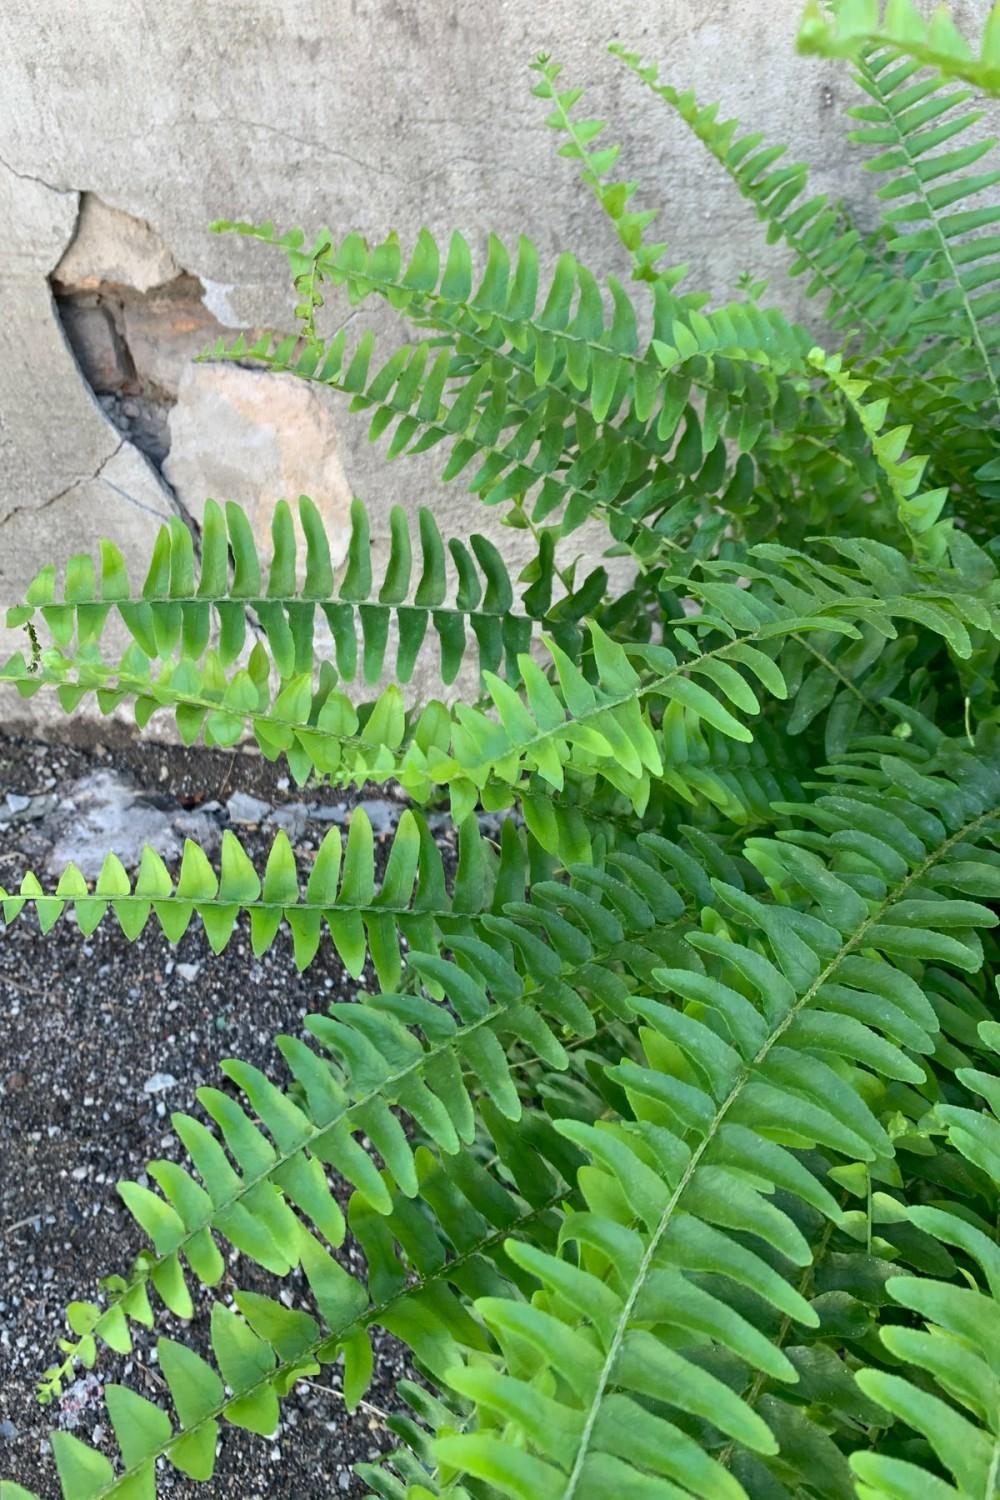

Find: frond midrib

[3,609,858,785]
[52,882,690,1381]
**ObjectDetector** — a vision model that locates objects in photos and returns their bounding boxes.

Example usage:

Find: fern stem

[43,998,534,1385]
[5,617,805,791]
[795,632,890,724]
[717,1210,841,1473]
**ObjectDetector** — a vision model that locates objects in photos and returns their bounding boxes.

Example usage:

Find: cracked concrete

[0,157,183,725]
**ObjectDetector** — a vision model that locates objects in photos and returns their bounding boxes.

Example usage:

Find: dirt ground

[0,732,431,1499]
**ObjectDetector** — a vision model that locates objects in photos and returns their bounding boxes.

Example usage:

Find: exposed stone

[143,1072,179,1093]
[97,391,170,466]
[269,803,309,839]
[226,791,271,824]
[162,363,353,567]
[122,291,224,397]
[11,768,222,879]
[59,302,129,391]
[52,194,180,294]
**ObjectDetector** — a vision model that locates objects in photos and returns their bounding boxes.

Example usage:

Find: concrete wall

[0,0,986,730]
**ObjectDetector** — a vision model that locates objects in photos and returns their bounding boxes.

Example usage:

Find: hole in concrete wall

[50,194,227,472]
[47,192,354,569]
[53,274,220,467]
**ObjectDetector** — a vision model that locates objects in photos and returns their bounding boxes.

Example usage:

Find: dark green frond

[432,749,1000,1498]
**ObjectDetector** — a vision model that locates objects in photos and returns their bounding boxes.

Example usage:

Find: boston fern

[5,1,1000,1496]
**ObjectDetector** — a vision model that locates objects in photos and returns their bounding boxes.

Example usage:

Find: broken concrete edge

[44,191,356,589]
[47,196,214,548]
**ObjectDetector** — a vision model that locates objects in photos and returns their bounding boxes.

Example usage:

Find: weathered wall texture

[0,0,987,731]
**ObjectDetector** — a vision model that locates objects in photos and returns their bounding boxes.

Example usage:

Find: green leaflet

[207,218,814,540]
[32,826,720,1411]
[798,0,1000,98]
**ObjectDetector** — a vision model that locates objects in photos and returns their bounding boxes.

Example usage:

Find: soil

[0,733,436,1499]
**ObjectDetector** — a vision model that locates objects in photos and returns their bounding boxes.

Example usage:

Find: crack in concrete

[198,117,402,181]
[199,119,525,189]
[0,440,183,532]
[43,224,204,546]
[0,148,75,197]
[0,441,126,529]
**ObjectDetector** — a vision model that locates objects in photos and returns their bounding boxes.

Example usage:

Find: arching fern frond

[611,42,911,353]
[2,598,858,814]
[808,346,952,557]
[836,37,1000,500]
[30,1112,580,1498]
[30,828,715,1403]
[845,1004,1000,1500]
[2,808,507,986]
[530,54,673,283]
[209,222,813,537]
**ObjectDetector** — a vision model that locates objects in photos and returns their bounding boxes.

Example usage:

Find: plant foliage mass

[4,3,1000,1497]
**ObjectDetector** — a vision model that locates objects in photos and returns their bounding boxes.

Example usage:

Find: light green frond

[612,42,910,352]
[531,55,673,282]
[835,35,1000,502]
[3,597,851,812]
[799,0,1000,98]
[848,1003,1000,1498]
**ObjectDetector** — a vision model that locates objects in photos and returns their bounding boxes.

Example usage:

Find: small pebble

[143,1072,178,1094]
[227,791,271,825]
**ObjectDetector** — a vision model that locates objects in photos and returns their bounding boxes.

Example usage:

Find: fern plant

[4,2,1000,1496]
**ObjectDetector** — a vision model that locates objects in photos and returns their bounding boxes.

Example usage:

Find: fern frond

[31,829,715,1399]
[12,539,985,819]
[612,42,911,352]
[653,536,1000,759]
[1,807,501,985]
[1,803,710,990]
[33,1120,576,1497]
[209,223,814,535]
[799,0,1000,98]
[845,1001,1000,1500]
[6,494,555,689]
[531,55,672,282]
[436,748,1000,1497]
[837,38,1000,499]
[809,346,952,556]
[2,596,856,814]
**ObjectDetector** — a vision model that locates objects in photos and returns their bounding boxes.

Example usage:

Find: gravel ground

[0,734,435,1499]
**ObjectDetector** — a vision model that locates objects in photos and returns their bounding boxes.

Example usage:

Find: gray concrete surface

[0,0,987,732]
